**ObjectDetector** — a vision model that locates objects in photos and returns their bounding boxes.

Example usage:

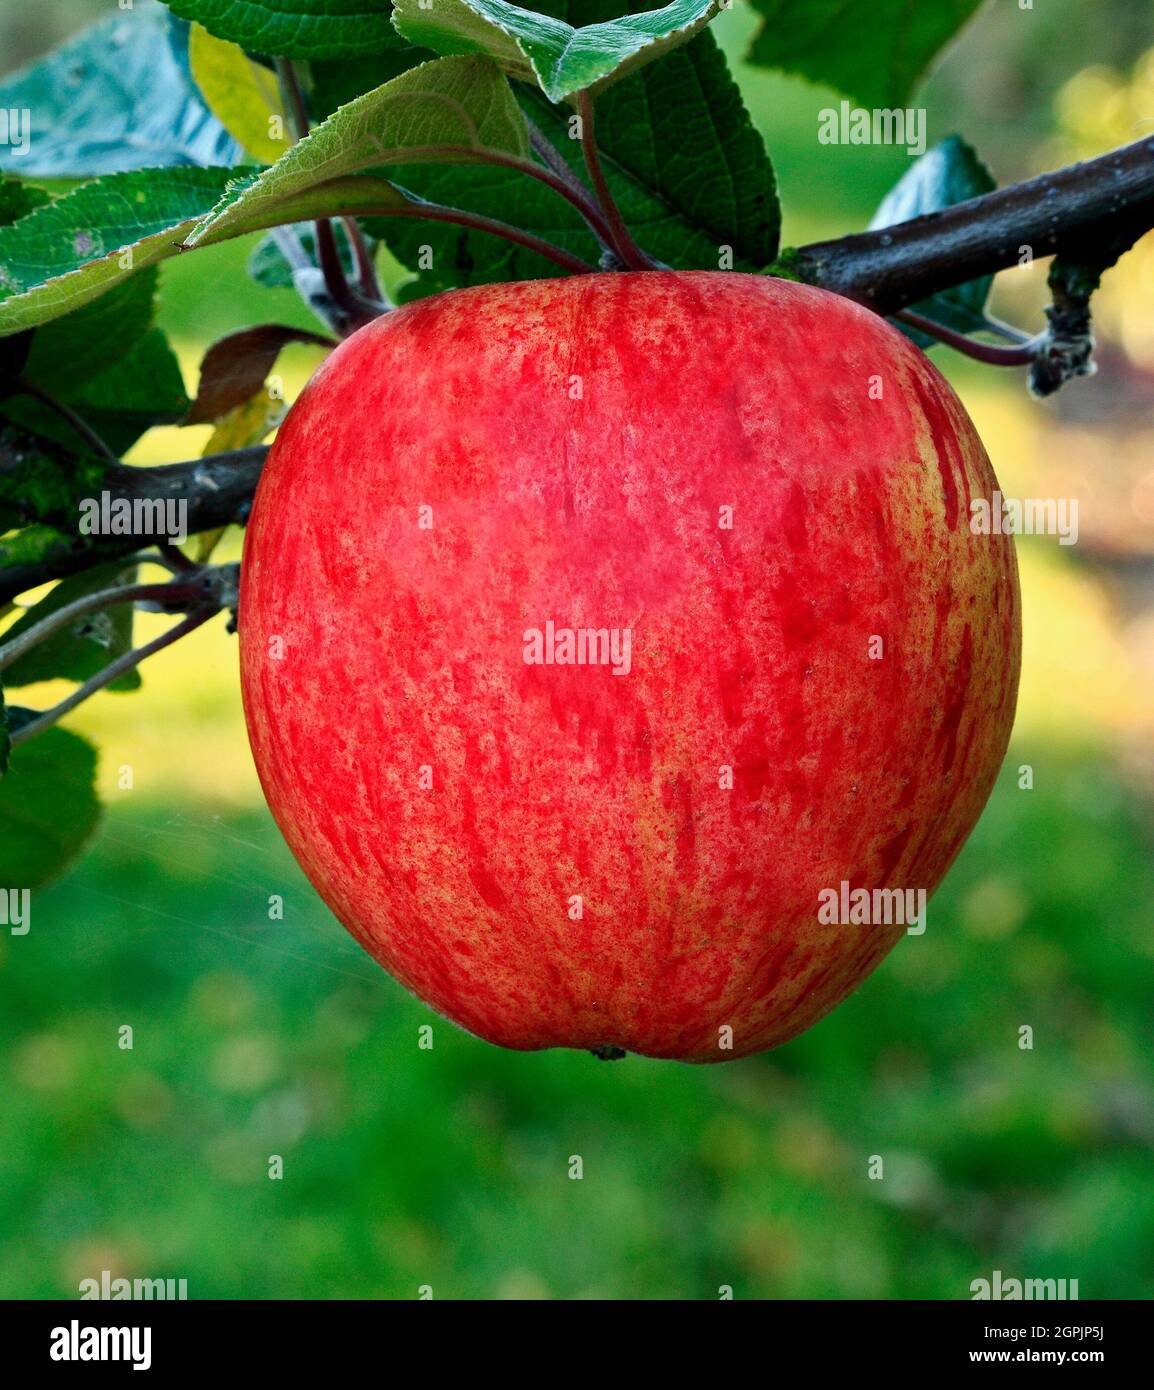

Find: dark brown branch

[791,137,1154,314]
[0,440,267,603]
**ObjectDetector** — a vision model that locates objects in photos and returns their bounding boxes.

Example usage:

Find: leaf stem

[314,216,359,317]
[451,145,618,255]
[156,538,196,572]
[12,377,117,461]
[521,120,619,253]
[574,92,654,272]
[370,202,597,275]
[9,607,219,749]
[274,58,381,334]
[341,217,385,303]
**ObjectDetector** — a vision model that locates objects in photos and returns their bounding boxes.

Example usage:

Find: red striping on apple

[239,271,1021,1062]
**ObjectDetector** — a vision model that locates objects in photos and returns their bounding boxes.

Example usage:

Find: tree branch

[0,437,266,603]
[790,137,1154,313]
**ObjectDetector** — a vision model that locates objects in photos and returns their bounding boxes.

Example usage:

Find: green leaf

[870,135,996,344]
[1,562,143,691]
[160,0,403,59]
[0,4,241,178]
[871,134,994,228]
[393,0,722,101]
[0,180,51,228]
[183,56,531,251]
[188,20,292,164]
[0,166,242,336]
[0,692,8,778]
[2,270,190,455]
[0,525,79,590]
[308,46,433,115]
[746,0,985,108]
[0,727,102,889]
[18,271,161,396]
[63,329,192,455]
[0,427,112,535]
[373,6,778,290]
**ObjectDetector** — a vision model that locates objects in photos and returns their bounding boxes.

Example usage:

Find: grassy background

[1,0,1153,1299]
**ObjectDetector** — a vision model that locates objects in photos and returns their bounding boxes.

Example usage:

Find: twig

[0,573,224,674]
[574,92,655,272]
[894,309,1040,365]
[9,607,219,748]
[0,435,267,603]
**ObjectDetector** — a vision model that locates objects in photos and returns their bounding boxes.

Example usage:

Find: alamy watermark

[971,1269,1079,1300]
[818,101,926,157]
[1,888,30,936]
[523,621,632,676]
[970,492,1078,545]
[0,107,30,157]
[50,1322,151,1371]
[818,880,927,935]
[79,492,188,543]
[79,1269,188,1301]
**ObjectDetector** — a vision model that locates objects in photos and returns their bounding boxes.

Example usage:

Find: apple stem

[575,92,657,273]
[894,309,1041,366]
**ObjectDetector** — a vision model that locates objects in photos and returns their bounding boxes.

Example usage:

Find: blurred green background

[2,0,1154,1299]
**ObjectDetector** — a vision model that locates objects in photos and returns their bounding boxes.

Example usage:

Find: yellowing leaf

[206,390,286,454]
[195,389,287,561]
[189,22,291,165]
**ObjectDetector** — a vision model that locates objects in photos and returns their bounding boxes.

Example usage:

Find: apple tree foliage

[0,0,1148,886]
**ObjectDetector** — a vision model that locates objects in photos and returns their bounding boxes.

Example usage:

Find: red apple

[239,271,1020,1062]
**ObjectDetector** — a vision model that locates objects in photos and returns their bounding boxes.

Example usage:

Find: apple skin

[239,271,1020,1062]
